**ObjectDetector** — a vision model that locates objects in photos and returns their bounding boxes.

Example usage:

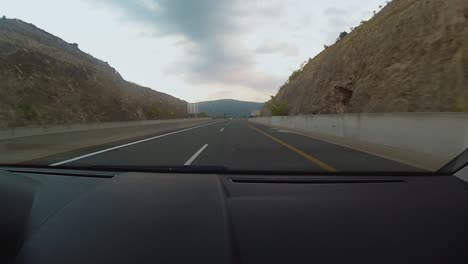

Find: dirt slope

[264,0,468,115]
[0,18,188,127]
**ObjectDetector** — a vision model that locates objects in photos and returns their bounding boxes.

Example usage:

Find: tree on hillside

[2,15,6,19]
[339,31,348,39]
[268,96,289,116]
[336,31,349,43]
[288,69,302,83]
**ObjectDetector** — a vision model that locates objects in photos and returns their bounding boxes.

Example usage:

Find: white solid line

[184,144,208,166]
[220,128,225,132]
[50,121,223,166]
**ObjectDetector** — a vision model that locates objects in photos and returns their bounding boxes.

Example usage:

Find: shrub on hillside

[268,96,289,116]
[336,31,349,43]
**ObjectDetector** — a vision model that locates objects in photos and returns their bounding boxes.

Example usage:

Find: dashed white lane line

[50,121,223,166]
[184,144,209,166]
[220,128,225,132]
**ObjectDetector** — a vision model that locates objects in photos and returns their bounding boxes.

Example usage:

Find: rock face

[264,0,468,115]
[0,18,188,127]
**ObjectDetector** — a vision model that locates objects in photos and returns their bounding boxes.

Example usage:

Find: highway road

[41,119,420,172]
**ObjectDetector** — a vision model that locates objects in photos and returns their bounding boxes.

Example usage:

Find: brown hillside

[264,0,468,115]
[0,18,188,127]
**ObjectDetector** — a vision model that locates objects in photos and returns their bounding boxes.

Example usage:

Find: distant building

[187,103,200,115]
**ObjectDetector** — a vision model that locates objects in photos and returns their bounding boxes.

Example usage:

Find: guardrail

[250,113,468,171]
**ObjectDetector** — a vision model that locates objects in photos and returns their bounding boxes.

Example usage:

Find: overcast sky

[2,0,384,102]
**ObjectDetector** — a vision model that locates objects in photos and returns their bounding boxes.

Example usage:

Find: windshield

[1,0,467,174]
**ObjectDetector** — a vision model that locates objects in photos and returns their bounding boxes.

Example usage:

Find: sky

[2,0,384,103]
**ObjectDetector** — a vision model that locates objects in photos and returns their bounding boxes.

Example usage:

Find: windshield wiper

[82,165,229,174]
[0,164,446,176]
[0,164,227,176]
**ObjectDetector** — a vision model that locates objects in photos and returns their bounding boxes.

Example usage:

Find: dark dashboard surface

[2,169,468,264]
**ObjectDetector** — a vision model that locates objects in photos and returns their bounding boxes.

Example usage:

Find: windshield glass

[1,0,467,173]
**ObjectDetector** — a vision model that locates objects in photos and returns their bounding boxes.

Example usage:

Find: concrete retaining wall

[0,118,213,164]
[0,118,212,140]
[250,113,468,171]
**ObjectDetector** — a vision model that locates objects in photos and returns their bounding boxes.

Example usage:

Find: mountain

[198,99,263,117]
[0,18,188,128]
[263,0,468,116]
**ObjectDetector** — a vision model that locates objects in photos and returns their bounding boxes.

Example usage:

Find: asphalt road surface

[42,119,420,172]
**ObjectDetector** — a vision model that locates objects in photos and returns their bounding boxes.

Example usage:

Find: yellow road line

[249,125,338,173]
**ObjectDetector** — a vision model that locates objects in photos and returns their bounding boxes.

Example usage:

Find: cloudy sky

[2,0,384,102]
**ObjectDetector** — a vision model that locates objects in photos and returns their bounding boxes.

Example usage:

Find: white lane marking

[184,144,208,166]
[220,128,225,132]
[277,130,291,133]
[50,121,224,166]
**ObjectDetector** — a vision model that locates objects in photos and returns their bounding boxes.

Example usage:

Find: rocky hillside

[264,0,468,115]
[0,18,188,127]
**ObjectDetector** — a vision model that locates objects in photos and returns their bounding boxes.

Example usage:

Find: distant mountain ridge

[0,18,188,127]
[198,99,263,117]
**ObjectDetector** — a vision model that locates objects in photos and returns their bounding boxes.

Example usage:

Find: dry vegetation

[263,0,468,115]
[0,18,188,127]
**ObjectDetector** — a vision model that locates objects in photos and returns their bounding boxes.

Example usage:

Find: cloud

[90,0,242,40]
[324,7,348,16]
[246,1,284,17]
[255,41,299,57]
[87,0,282,95]
[322,6,354,43]
[166,42,283,93]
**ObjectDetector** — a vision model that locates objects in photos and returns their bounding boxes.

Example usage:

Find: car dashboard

[2,168,468,264]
